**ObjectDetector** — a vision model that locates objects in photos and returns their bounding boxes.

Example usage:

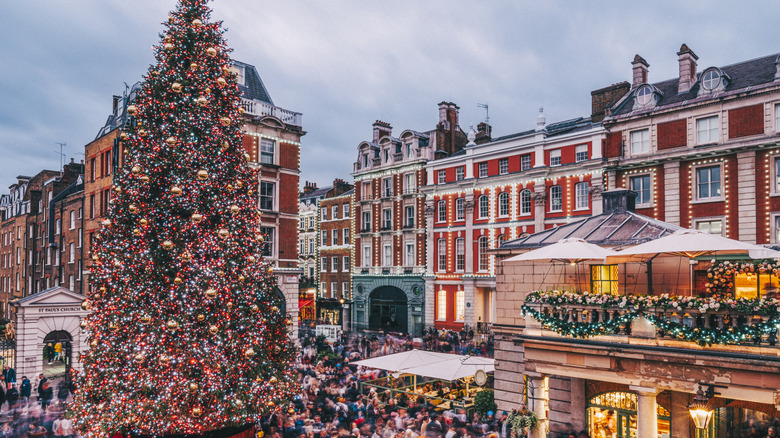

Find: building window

[455,198,465,221]
[519,189,532,215]
[69,211,76,230]
[575,182,589,210]
[497,234,507,248]
[696,115,719,144]
[478,195,489,219]
[437,239,446,272]
[309,238,314,254]
[308,217,314,228]
[332,229,339,245]
[695,219,724,236]
[332,257,339,272]
[478,236,489,272]
[321,208,328,221]
[630,174,652,205]
[362,182,371,200]
[342,282,349,298]
[437,200,447,223]
[630,129,650,155]
[362,211,371,232]
[635,85,653,106]
[406,143,414,159]
[343,256,350,272]
[332,205,338,219]
[321,258,327,272]
[329,282,337,298]
[776,103,780,132]
[701,69,722,91]
[383,244,392,267]
[383,208,392,230]
[343,228,350,245]
[259,182,274,210]
[455,290,465,322]
[521,154,532,171]
[550,149,561,166]
[299,240,305,255]
[478,162,488,178]
[575,144,588,162]
[696,165,722,200]
[383,177,392,197]
[362,245,371,267]
[405,243,414,267]
[321,230,328,246]
[437,290,447,321]
[455,238,465,271]
[404,173,416,194]
[69,243,75,264]
[499,158,509,175]
[549,185,562,212]
[455,167,465,181]
[498,192,509,217]
[299,218,305,230]
[343,204,350,218]
[437,169,446,184]
[55,219,61,236]
[260,138,275,164]
[260,227,274,257]
[591,265,618,295]
[405,206,414,227]
[733,271,780,300]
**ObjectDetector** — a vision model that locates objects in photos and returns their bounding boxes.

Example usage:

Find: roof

[490,116,597,143]
[612,53,780,117]
[300,185,332,202]
[501,211,682,250]
[233,60,273,105]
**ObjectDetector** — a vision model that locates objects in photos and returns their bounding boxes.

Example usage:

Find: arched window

[519,189,532,215]
[498,192,509,217]
[478,236,489,271]
[478,195,489,219]
[497,234,507,248]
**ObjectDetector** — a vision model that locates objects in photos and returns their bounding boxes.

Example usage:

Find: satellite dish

[474,369,488,387]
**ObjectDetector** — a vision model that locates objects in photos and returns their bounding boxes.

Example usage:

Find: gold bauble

[134,354,145,363]
[218,229,229,239]
[80,320,88,329]
[196,169,209,180]
[81,300,91,311]
[250,304,259,313]
[133,228,141,236]
[181,251,192,262]
[190,62,198,71]
[128,204,137,212]
[216,77,227,86]
[159,355,170,364]
[189,382,199,392]
[205,288,217,299]
[239,107,245,114]
[230,205,240,214]
[164,42,175,51]
[131,166,141,174]
[102,219,112,226]
[248,255,256,263]
[138,129,147,137]
[90,339,98,348]
[286,318,293,326]
[274,346,282,353]
[109,323,119,332]
[271,306,279,313]
[170,186,182,196]
[166,136,177,145]
[119,132,128,141]
[174,277,183,285]
[166,320,179,331]
[114,186,122,193]
[269,376,278,384]
[227,301,234,309]
[191,406,203,418]
[162,240,174,250]
[196,314,206,322]
[91,254,99,261]
[172,82,183,93]
[141,175,150,183]
[288,408,296,414]
[238,275,245,283]
[248,190,253,196]
[220,117,231,126]
[192,18,203,27]
[196,95,207,106]
[221,141,230,150]
[227,184,234,191]
[127,105,137,116]
[140,218,148,226]
[206,47,217,57]
[244,153,251,161]
[236,180,243,188]
[140,315,152,325]
[191,213,203,223]
[244,348,256,359]
[217,270,225,277]
[209,325,219,334]
[204,87,211,94]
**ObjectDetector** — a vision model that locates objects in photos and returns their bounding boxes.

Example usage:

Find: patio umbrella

[401,355,495,381]
[504,238,619,264]
[608,229,780,294]
[352,349,457,373]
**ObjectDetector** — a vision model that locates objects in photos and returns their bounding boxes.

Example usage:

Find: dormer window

[701,69,721,91]
[636,85,653,106]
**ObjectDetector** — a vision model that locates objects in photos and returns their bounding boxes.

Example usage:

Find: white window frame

[383,208,392,229]
[773,156,780,196]
[775,103,780,133]
[694,217,725,236]
[575,144,588,162]
[343,204,350,218]
[455,290,465,322]
[260,138,275,165]
[499,158,509,175]
[332,256,339,272]
[342,282,349,297]
[478,162,488,178]
[405,205,414,228]
[362,211,371,232]
[478,236,489,272]
[332,229,339,245]
[519,189,532,215]
[437,200,447,223]
[575,182,589,210]
[498,192,509,217]
[437,290,447,321]
[630,128,650,155]
[343,256,350,272]
[343,228,350,245]
[549,185,562,212]
[321,257,327,272]
[332,205,338,219]
[70,211,76,230]
[696,115,720,144]
[330,282,337,298]
[321,207,328,221]
[478,195,489,219]
[455,237,465,272]
[69,243,75,264]
[629,174,653,206]
[383,244,392,267]
[321,230,328,246]
[549,149,561,167]
[693,163,724,202]
[437,239,446,272]
[404,242,415,267]
[437,169,446,184]
[455,198,465,221]
[455,167,465,181]
[404,173,416,194]
[383,177,392,197]
[521,154,532,171]
[259,182,275,211]
[362,245,371,268]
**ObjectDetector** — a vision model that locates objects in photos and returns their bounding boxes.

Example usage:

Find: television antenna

[477,103,489,125]
[55,142,67,175]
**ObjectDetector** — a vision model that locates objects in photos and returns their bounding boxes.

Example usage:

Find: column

[530,375,549,438]
[663,161,681,226]
[736,151,757,243]
[463,277,476,328]
[631,386,660,438]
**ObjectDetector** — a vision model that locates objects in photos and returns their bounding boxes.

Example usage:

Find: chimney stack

[631,55,649,88]
[602,188,637,214]
[677,44,699,94]
[372,121,392,143]
[475,121,492,145]
[591,82,631,123]
[303,181,318,195]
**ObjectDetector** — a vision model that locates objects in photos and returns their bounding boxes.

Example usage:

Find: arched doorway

[587,391,670,438]
[42,330,72,378]
[368,286,408,333]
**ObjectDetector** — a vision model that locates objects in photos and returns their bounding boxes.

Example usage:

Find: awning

[353,349,494,381]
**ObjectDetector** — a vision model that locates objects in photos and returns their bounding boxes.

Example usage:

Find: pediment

[13,286,85,307]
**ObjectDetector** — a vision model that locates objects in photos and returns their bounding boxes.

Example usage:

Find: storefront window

[587,392,670,438]
[591,265,619,295]
[733,272,780,299]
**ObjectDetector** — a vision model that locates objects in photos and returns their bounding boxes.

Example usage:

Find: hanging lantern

[689,386,714,430]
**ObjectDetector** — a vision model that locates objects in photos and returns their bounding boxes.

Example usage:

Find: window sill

[573,207,590,212]
[635,203,655,209]
[691,197,724,205]
[548,210,563,214]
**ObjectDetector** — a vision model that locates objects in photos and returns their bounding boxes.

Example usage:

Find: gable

[14,286,85,307]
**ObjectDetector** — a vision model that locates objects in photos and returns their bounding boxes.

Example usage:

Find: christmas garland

[705,259,780,295]
[521,290,780,346]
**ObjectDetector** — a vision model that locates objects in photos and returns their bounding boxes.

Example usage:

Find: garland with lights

[521,290,780,346]
[705,259,780,295]
[69,1,297,437]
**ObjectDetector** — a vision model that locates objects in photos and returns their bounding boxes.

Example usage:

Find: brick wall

[280,142,299,170]
[591,82,630,123]
[605,132,622,158]
[728,104,764,139]
[657,119,687,150]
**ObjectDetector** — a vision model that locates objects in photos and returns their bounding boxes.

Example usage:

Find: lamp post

[688,386,713,430]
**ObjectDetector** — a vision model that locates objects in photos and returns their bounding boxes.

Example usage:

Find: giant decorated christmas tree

[70,1,297,436]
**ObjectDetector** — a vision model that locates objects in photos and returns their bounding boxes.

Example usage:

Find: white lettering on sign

[37,307,82,313]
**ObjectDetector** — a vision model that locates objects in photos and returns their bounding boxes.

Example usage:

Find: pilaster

[737,151,757,243]
[663,161,681,225]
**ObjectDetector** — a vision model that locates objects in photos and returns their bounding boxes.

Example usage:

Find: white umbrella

[352,349,457,373]
[504,238,619,264]
[610,229,780,261]
[401,356,494,381]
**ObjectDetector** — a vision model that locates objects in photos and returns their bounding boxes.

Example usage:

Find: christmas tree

[70,1,297,436]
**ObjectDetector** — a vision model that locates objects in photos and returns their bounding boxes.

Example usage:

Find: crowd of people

[0,367,75,437]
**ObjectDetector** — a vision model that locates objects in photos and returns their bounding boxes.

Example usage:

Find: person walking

[40,381,53,411]
[2,365,15,385]
[20,375,31,403]
[36,373,47,404]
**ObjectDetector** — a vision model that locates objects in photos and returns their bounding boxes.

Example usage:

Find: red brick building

[316,179,353,326]
[602,46,780,245]
[421,109,607,331]
[351,102,467,336]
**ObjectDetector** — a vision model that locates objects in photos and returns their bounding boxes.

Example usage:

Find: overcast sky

[1,1,778,191]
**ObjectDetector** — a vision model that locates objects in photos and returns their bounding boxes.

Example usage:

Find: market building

[298,181,330,325]
[317,179,353,327]
[351,102,467,336]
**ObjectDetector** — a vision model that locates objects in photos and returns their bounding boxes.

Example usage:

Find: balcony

[359,227,372,234]
[241,98,302,127]
[521,290,780,348]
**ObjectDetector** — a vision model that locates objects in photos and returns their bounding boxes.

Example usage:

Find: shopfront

[587,392,670,438]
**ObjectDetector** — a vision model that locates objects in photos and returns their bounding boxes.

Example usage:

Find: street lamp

[688,385,713,430]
